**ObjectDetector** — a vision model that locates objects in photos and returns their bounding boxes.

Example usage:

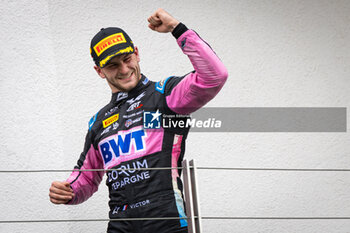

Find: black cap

[90,27,134,68]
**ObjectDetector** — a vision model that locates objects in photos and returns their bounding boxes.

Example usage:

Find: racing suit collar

[110,74,150,104]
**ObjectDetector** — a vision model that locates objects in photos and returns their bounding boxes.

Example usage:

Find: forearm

[66,144,104,205]
[167,23,228,114]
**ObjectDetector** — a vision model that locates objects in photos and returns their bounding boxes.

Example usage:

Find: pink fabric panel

[171,134,183,179]
[166,30,228,114]
[66,144,104,205]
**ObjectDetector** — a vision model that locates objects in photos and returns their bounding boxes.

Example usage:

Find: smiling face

[94,47,141,93]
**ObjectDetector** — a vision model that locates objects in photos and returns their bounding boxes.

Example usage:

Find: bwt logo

[143,110,162,129]
[99,128,146,165]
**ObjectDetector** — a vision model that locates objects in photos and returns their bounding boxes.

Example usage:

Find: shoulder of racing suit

[155,72,194,96]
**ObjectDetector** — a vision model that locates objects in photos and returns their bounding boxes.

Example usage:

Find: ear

[94,65,106,79]
[134,46,140,62]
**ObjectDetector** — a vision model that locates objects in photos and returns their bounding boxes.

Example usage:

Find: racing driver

[49,8,228,233]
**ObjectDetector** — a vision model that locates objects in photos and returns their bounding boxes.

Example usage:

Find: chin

[121,82,138,92]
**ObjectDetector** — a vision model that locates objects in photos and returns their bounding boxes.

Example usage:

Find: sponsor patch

[103,114,119,128]
[123,111,143,119]
[93,33,126,56]
[125,117,142,128]
[155,76,173,94]
[101,126,112,136]
[99,127,146,165]
[89,113,98,130]
[116,92,128,102]
[112,199,150,215]
[127,101,143,112]
[105,106,119,116]
[113,122,119,130]
[142,77,149,85]
[125,119,133,128]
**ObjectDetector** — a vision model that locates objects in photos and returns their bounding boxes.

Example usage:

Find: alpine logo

[126,91,146,104]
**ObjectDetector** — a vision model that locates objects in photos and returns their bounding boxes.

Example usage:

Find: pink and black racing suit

[66,23,228,233]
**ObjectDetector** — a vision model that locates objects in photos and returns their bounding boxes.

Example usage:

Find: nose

[118,62,129,75]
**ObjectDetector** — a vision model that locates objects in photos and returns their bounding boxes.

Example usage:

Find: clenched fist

[49,181,74,204]
[148,8,180,33]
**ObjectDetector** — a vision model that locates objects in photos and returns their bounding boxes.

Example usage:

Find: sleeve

[165,23,228,114]
[65,119,104,205]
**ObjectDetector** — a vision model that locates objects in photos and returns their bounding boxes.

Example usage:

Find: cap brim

[99,46,134,68]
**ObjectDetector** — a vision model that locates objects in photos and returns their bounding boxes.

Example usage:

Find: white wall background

[0,0,349,232]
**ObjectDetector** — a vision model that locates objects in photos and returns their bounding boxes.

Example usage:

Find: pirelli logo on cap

[103,114,119,128]
[94,33,126,56]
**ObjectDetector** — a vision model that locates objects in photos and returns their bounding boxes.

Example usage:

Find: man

[49,8,227,233]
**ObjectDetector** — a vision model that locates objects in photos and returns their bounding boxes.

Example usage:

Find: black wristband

[171,23,188,39]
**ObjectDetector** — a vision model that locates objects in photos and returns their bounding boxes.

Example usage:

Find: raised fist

[148,8,180,33]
